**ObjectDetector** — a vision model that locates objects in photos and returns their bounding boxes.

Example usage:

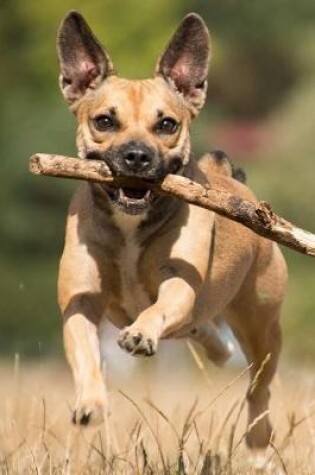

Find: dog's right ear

[57,11,115,106]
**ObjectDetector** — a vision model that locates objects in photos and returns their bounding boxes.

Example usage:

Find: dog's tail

[198,150,246,184]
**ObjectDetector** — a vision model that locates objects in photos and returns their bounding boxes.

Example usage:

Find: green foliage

[1,0,315,360]
[0,0,185,356]
[0,257,62,355]
[183,0,315,118]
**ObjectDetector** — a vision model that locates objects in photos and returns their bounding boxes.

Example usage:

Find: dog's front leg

[118,278,196,356]
[118,205,215,357]
[63,303,107,425]
[58,225,108,426]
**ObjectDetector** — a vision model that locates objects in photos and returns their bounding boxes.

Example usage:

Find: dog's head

[57,11,210,214]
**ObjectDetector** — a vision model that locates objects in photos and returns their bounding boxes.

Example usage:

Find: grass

[1,345,315,474]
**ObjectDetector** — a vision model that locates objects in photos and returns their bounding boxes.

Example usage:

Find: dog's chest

[114,213,151,320]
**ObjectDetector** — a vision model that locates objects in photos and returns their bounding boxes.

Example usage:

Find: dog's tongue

[121,187,147,199]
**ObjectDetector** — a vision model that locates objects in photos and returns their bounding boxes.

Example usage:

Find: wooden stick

[29,153,315,257]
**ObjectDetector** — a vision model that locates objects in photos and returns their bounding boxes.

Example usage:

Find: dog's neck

[112,209,146,235]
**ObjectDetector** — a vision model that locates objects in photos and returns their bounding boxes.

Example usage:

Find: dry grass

[1,346,315,474]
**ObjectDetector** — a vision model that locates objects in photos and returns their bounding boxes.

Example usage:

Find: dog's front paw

[118,327,157,356]
[72,396,107,426]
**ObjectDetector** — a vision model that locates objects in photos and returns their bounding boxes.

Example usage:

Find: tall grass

[0,350,315,474]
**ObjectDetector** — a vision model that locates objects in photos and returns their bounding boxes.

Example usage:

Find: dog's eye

[155,117,179,135]
[92,114,117,131]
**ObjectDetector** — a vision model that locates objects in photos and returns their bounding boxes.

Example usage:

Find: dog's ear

[156,13,210,117]
[57,11,115,106]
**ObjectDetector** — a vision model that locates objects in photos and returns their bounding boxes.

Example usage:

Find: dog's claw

[72,397,106,426]
[79,412,91,425]
[132,334,141,345]
[118,328,157,357]
[72,409,93,425]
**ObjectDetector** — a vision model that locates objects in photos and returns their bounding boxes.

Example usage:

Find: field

[1,340,315,475]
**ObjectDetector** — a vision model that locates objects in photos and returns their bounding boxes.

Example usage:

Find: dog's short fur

[57,11,287,448]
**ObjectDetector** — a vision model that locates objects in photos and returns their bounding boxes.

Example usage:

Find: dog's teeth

[113,186,153,214]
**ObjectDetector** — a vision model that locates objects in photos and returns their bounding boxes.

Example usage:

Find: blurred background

[0,0,314,365]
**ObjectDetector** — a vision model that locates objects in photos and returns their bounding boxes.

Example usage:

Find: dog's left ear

[57,11,115,107]
[156,13,210,117]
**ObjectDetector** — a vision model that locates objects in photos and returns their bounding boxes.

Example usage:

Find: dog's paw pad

[118,329,157,357]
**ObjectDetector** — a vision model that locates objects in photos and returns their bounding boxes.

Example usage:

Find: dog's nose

[123,147,152,172]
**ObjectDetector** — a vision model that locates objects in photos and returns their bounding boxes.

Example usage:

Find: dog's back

[197,151,287,318]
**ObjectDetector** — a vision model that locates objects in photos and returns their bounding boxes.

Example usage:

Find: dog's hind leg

[227,243,287,450]
[229,310,281,449]
[190,320,234,366]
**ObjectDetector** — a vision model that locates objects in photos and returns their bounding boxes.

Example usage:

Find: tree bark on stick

[29,153,315,257]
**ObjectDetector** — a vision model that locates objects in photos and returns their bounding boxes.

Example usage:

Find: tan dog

[57,11,287,449]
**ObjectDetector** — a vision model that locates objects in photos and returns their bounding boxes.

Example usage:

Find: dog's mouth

[85,149,185,215]
[106,185,155,215]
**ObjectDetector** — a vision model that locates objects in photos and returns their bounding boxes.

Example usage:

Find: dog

[56,11,287,449]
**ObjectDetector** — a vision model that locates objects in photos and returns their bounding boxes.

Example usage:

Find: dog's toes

[72,398,106,426]
[118,328,157,356]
